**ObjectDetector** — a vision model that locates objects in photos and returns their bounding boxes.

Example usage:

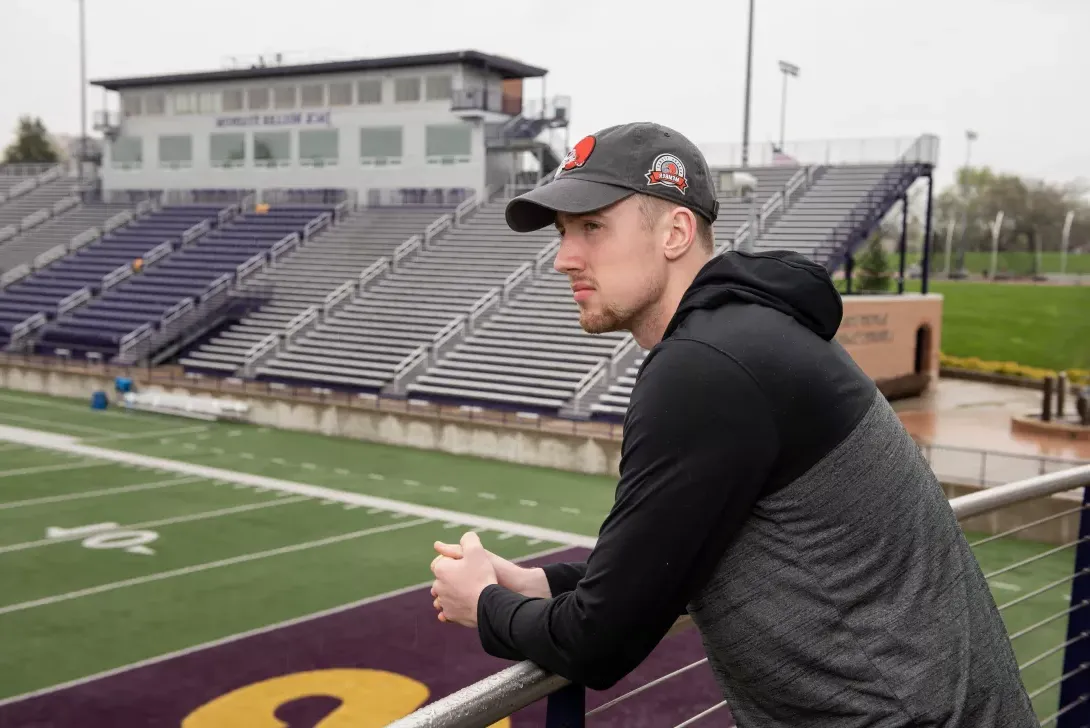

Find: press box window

[110,136,142,170]
[300,84,325,108]
[299,129,338,167]
[222,90,244,112]
[247,87,270,111]
[158,135,192,169]
[210,133,246,168]
[121,94,142,117]
[144,93,166,116]
[329,82,352,106]
[253,131,291,168]
[357,79,382,105]
[425,124,471,164]
[359,127,402,166]
[394,77,420,103]
[425,75,453,101]
[273,86,297,110]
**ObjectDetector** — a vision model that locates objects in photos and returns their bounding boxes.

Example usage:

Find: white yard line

[0,476,201,511]
[0,392,137,421]
[83,425,211,443]
[0,518,433,618]
[0,412,105,435]
[0,424,598,549]
[0,460,116,479]
[0,497,310,555]
[0,543,578,708]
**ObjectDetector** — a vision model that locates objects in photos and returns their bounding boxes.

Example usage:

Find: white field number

[45,522,159,555]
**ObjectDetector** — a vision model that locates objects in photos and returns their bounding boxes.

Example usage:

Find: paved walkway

[894,379,1089,486]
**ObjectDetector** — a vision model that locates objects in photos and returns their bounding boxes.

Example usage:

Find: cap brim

[505,177,635,233]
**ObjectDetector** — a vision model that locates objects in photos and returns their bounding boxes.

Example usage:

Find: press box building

[90,50,571,205]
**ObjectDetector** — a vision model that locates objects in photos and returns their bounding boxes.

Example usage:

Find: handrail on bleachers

[391,463,1090,728]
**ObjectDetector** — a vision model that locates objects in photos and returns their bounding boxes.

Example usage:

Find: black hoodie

[476,250,870,676]
[475,252,1034,725]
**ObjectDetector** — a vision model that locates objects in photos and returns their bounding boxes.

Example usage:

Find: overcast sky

[1,0,1086,192]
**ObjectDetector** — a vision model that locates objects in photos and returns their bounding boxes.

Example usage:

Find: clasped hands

[429,531,551,628]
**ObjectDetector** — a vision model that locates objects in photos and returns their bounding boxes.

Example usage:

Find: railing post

[1057,484,1090,728]
[544,683,585,728]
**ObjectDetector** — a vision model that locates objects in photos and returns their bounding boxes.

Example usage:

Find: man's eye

[584,221,601,232]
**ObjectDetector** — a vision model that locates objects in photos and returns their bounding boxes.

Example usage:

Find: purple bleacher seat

[0,204,227,346]
[31,204,335,358]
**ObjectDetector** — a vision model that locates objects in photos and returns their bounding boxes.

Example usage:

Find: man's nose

[553,237,583,275]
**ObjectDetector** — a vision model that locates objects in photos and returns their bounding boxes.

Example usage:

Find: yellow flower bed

[940,353,1089,386]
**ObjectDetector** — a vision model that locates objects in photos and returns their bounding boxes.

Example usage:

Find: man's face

[553,196,666,335]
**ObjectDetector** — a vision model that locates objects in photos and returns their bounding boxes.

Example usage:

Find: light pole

[740,0,754,168]
[78,0,87,185]
[777,60,799,151]
[955,129,978,272]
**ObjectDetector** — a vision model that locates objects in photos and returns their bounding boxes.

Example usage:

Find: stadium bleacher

[0,204,223,350]
[0,202,135,273]
[32,205,334,359]
[0,177,78,232]
[752,163,896,263]
[240,193,558,393]
[400,165,816,414]
[178,205,453,375]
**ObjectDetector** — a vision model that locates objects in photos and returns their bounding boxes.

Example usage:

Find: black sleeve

[476,339,781,690]
[541,562,587,596]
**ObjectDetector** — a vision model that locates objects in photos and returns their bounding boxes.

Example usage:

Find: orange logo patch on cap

[558,135,596,174]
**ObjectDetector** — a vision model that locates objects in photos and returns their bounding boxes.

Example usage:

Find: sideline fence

[391,464,1090,728]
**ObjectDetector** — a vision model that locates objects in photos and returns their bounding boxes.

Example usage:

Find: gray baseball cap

[505,121,720,233]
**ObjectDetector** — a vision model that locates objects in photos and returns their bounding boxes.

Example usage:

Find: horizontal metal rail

[392,464,1090,728]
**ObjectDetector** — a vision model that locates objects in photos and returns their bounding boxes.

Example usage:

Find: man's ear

[662,207,697,261]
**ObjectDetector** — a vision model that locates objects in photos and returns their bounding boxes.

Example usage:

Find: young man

[429,122,1037,726]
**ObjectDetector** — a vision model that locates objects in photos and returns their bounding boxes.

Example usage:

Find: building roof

[90,50,548,91]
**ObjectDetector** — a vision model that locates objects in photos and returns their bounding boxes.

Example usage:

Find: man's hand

[429,531,498,627]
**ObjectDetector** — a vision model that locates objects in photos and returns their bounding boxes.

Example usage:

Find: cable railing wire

[390,464,1090,728]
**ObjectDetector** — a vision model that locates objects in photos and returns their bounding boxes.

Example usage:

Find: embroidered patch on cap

[557,135,596,175]
[645,153,688,194]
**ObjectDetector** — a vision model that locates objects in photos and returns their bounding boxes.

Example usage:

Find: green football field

[0,387,1081,722]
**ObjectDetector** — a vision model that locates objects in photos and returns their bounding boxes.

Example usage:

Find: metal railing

[917,441,1087,489]
[424,214,454,248]
[697,135,939,168]
[431,316,467,364]
[568,360,608,416]
[389,345,431,394]
[467,289,501,333]
[393,234,424,269]
[502,263,532,302]
[534,239,561,276]
[392,464,1090,728]
[240,333,280,378]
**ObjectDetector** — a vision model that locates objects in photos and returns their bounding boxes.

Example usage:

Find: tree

[857,236,891,293]
[934,166,1090,270]
[3,116,60,165]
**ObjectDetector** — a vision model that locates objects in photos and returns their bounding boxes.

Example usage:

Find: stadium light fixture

[777,60,800,151]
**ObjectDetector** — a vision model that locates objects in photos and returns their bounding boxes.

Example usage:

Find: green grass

[914,280,1090,371]
[0,387,1084,722]
[911,251,1090,276]
[838,279,1090,371]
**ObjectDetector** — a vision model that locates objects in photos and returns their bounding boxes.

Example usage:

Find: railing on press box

[390,463,1090,728]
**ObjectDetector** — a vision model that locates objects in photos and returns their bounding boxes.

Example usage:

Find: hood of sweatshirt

[664,250,843,341]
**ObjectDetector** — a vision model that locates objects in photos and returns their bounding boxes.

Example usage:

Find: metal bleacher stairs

[177,205,454,375]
